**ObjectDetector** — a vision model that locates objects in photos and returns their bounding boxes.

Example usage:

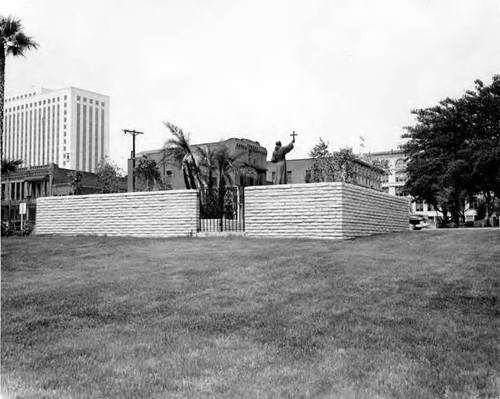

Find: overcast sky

[4,0,500,168]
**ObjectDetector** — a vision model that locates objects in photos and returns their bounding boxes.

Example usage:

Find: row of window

[5,95,106,113]
[5,96,66,112]
[76,96,105,106]
[5,92,38,102]
[1,181,46,201]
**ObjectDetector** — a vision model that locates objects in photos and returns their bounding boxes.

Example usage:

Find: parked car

[409,214,429,230]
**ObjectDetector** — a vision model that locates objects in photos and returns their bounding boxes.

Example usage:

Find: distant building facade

[368,149,478,224]
[138,138,268,190]
[266,157,384,191]
[1,163,125,225]
[3,87,110,173]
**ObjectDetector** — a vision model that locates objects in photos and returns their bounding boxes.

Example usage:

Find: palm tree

[1,16,38,162]
[197,145,217,189]
[1,158,22,174]
[162,122,201,189]
[197,145,221,218]
[212,144,258,229]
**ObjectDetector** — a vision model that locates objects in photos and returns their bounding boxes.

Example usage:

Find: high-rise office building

[3,87,110,172]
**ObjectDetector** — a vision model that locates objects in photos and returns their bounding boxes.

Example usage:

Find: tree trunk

[1,40,6,163]
[483,191,492,227]
[219,170,225,232]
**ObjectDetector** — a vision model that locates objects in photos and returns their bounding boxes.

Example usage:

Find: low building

[266,157,384,191]
[1,163,125,225]
[137,138,268,189]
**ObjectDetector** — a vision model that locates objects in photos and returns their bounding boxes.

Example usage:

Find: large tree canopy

[402,75,500,226]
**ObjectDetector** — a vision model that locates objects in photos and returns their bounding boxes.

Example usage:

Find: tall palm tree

[197,145,218,190]
[1,15,38,163]
[212,144,258,229]
[162,122,201,190]
[1,158,22,174]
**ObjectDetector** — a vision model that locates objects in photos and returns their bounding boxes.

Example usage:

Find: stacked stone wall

[245,182,408,239]
[36,190,199,237]
[341,183,409,239]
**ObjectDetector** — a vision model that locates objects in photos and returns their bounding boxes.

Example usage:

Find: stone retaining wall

[36,190,199,237]
[245,182,408,239]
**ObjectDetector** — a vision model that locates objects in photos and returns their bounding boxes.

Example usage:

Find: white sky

[4,0,500,168]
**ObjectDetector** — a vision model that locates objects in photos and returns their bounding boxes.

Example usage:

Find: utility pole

[123,129,144,192]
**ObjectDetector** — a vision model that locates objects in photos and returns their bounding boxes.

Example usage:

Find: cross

[290,131,298,140]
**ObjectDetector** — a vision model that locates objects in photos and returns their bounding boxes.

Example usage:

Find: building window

[77,96,81,101]
[395,171,406,183]
[381,173,389,183]
[395,187,405,196]
[415,200,424,212]
[287,171,293,184]
[382,187,389,194]
[271,172,276,182]
[395,159,405,170]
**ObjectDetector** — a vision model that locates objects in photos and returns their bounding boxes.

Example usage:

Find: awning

[23,175,49,182]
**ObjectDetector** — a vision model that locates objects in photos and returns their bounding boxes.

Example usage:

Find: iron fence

[198,186,244,232]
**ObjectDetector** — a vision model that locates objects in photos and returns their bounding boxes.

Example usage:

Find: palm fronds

[1,159,23,174]
[1,16,39,56]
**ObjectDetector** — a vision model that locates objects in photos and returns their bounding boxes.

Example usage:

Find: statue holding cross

[271,131,297,184]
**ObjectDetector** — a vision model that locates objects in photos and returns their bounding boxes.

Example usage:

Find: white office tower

[3,87,110,172]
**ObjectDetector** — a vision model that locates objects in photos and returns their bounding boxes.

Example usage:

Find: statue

[271,131,297,184]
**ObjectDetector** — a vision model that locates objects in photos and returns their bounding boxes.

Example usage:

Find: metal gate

[198,186,244,232]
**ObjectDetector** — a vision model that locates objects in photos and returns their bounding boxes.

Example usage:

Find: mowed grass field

[1,230,499,399]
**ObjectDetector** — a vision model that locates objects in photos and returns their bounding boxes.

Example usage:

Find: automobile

[409,214,429,230]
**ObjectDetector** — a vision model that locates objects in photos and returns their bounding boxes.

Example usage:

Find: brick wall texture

[245,182,409,239]
[35,190,199,237]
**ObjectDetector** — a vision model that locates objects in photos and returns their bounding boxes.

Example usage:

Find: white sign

[19,203,27,215]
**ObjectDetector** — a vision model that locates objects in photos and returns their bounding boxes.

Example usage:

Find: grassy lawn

[1,230,500,398]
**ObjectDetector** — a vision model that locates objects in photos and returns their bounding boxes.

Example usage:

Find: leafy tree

[95,157,124,193]
[162,122,201,189]
[0,16,38,162]
[67,171,83,195]
[307,139,357,184]
[307,138,335,182]
[135,155,162,191]
[333,147,357,184]
[462,76,500,224]
[403,75,500,226]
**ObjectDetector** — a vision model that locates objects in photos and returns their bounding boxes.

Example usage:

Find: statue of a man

[271,135,295,184]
